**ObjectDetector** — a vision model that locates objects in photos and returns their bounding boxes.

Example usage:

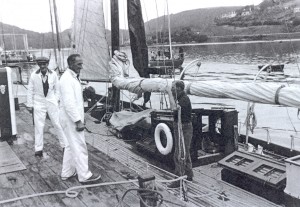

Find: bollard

[138,174,157,207]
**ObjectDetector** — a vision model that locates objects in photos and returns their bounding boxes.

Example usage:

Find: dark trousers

[173,122,193,179]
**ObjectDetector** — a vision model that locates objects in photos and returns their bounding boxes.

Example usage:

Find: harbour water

[24,40,300,151]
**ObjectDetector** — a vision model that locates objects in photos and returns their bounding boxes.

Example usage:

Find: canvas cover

[109,55,300,108]
[109,109,153,131]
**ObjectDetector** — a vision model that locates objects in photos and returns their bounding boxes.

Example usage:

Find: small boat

[149,58,184,68]
[258,64,284,72]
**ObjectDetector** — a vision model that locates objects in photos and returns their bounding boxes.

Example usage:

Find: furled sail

[127,0,149,78]
[72,0,110,81]
[110,55,300,108]
[127,0,151,104]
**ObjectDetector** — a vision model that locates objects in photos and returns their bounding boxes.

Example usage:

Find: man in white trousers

[27,56,66,157]
[59,54,101,183]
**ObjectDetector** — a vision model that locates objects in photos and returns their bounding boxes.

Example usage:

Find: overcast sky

[0,0,263,33]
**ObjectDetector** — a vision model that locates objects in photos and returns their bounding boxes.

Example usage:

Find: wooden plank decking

[0,106,282,207]
[83,112,281,207]
[0,107,190,207]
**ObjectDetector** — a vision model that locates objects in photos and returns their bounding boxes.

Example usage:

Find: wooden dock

[0,107,189,207]
[0,106,281,207]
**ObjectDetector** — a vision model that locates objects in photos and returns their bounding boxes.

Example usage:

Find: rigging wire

[154,0,159,47]
[120,0,127,50]
[141,0,150,32]
[56,11,65,69]
[278,0,300,75]
[77,0,88,53]
[81,0,90,53]
[52,0,64,71]
[40,33,45,57]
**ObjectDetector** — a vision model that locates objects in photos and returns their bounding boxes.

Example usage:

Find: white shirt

[27,69,60,107]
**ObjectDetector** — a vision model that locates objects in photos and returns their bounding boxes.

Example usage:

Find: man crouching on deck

[26,56,66,157]
[59,54,101,183]
[168,80,193,188]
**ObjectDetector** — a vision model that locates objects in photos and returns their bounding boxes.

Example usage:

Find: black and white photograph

[0,0,299,206]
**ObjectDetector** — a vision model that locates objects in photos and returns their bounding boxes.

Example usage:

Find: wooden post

[111,0,120,112]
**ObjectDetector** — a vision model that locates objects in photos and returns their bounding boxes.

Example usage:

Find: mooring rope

[0,176,188,205]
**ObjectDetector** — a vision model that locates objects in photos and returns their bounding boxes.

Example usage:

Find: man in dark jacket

[168,80,193,188]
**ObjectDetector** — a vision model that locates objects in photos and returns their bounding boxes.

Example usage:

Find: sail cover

[112,76,300,108]
[109,57,300,108]
[72,0,110,81]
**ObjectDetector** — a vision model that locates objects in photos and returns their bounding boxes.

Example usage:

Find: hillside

[215,0,300,30]
[1,0,300,49]
[0,23,71,50]
[144,0,300,43]
[145,6,242,36]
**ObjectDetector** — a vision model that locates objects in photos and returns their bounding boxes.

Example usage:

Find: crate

[219,150,286,204]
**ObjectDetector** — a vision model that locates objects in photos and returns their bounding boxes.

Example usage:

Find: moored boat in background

[149,57,184,68]
[258,64,284,72]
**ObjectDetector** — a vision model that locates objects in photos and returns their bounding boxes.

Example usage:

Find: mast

[52,0,63,71]
[49,0,58,67]
[166,0,173,60]
[1,23,7,65]
[111,0,120,112]
[23,34,29,52]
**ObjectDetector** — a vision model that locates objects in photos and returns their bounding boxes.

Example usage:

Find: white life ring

[154,123,173,155]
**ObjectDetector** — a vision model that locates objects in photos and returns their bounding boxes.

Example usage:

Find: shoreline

[148,38,300,47]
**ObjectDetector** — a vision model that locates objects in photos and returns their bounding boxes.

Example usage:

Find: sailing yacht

[1,0,300,206]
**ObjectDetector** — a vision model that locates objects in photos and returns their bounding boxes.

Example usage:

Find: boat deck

[0,106,281,207]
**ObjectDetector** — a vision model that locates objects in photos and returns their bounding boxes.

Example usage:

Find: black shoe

[35,151,43,157]
[80,173,102,184]
[167,181,181,188]
[61,171,77,181]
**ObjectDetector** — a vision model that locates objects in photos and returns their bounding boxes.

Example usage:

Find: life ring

[154,123,173,155]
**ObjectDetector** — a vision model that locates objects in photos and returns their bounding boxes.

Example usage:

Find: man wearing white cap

[27,56,66,157]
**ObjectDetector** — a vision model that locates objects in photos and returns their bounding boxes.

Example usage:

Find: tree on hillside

[259,0,277,11]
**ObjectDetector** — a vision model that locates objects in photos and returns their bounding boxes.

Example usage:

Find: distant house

[294,7,300,13]
[284,6,289,10]
[241,10,252,16]
[241,6,253,16]
[221,11,237,19]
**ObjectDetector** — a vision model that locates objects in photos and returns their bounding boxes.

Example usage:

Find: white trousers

[34,102,66,151]
[60,116,92,182]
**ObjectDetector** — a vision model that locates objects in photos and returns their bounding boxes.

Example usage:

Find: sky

[0,0,263,33]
